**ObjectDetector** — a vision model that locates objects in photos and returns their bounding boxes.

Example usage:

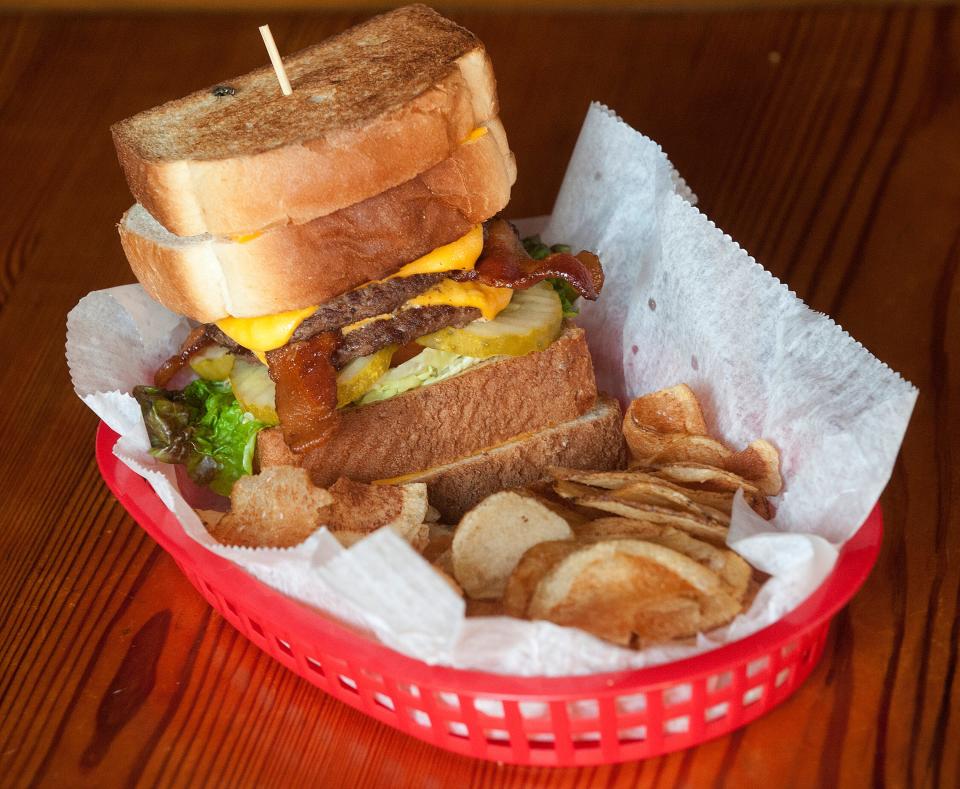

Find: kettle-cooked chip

[503,539,581,617]
[623,384,708,435]
[723,439,783,496]
[452,491,573,600]
[323,477,429,551]
[626,429,732,468]
[206,465,333,549]
[573,518,751,601]
[527,540,742,645]
[553,483,729,546]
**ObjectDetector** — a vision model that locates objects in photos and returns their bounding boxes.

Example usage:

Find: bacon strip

[266,332,340,454]
[472,218,604,299]
[154,325,214,387]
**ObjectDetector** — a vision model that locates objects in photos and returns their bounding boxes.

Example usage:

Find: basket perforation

[95,425,882,766]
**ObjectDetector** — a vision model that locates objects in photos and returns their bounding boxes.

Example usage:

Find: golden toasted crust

[395,396,627,522]
[118,121,515,321]
[111,6,498,236]
[256,326,602,493]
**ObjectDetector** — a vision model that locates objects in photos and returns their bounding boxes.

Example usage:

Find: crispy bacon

[154,325,214,387]
[266,332,340,454]
[472,218,604,299]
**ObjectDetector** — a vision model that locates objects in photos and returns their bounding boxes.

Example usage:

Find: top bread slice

[111,5,498,236]
[118,118,516,321]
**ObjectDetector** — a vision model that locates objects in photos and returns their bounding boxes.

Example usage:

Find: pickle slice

[336,346,396,408]
[189,346,235,381]
[416,281,562,358]
[229,358,279,425]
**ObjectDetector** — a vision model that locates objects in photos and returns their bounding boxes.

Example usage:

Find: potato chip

[623,384,708,435]
[466,598,507,617]
[433,547,454,577]
[518,482,597,529]
[423,523,455,563]
[650,463,761,494]
[573,518,751,601]
[502,540,582,617]
[548,468,650,490]
[554,484,729,546]
[626,430,732,468]
[724,439,782,496]
[432,565,463,597]
[552,465,764,522]
[452,491,573,600]
[610,482,730,526]
[322,478,429,551]
[206,466,333,549]
[527,539,741,645]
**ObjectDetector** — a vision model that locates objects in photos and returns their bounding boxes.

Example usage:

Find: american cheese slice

[214,224,491,353]
[216,305,317,354]
[406,279,512,321]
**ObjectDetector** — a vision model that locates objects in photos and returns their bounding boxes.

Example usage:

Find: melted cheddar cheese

[406,279,512,321]
[214,224,496,354]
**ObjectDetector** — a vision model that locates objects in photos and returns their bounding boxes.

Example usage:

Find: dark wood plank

[0,7,957,787]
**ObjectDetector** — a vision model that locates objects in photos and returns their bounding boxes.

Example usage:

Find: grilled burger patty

[333,304,481,367]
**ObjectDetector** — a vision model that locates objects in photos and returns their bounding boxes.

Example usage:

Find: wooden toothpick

[259,24,292,96]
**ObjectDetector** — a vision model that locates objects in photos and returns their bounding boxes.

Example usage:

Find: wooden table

[1,7,957,787]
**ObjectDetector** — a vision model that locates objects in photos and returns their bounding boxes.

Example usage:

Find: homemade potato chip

[527,540,742,645]
[573,518,751,601]
[433,547,454,577]
[423,523,455,563]
[552,483,729,546]
[626,430,732,468]
[649,462,763,494]
[551,467,742,516]
[452,491,574,600]
[432,565,463,597]
[623,383,708,435]
[723,439,783,496]
[206,466,333,549]
[322,477,429,551]
[502,540,582,617]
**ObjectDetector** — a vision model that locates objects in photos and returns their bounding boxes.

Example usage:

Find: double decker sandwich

[115,5,625,520]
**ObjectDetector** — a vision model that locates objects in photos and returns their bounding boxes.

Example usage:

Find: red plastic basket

[96,422,882,766]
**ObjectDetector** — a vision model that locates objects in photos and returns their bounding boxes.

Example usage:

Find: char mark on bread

[333,305,481,367]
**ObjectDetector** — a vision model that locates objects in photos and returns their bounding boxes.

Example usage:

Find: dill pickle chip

[189,346,235,381]
[336,346,396,408]
[229,358,278,425]
[416,282,562,358]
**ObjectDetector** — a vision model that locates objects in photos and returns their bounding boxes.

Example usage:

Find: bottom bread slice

[376,395,626,522]
[256,325,599,486]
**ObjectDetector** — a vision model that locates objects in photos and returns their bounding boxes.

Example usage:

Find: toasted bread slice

[112,6,498,236]
[386,396,627,522]
[118,120,515,321]
[256,325,603,494]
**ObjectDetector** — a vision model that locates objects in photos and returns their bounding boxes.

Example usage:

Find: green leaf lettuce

[133,379,266,496]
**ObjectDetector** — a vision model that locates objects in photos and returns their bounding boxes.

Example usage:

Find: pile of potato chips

[201,383,781,649]
[441,384,782,647]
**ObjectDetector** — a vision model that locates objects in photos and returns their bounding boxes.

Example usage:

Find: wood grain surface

[0,6,958,787]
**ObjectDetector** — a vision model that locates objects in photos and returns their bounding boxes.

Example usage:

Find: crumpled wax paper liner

[67,102,916,678]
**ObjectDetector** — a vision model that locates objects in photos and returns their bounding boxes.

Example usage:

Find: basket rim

[96,422,882,696]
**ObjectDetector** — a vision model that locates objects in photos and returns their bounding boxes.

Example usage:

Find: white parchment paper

[67,103,916,676]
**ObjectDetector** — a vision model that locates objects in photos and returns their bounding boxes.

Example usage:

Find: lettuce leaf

[359,348,485,405]
[133,378,266,496]
[521,234,580,317]
[549,278,581,318]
